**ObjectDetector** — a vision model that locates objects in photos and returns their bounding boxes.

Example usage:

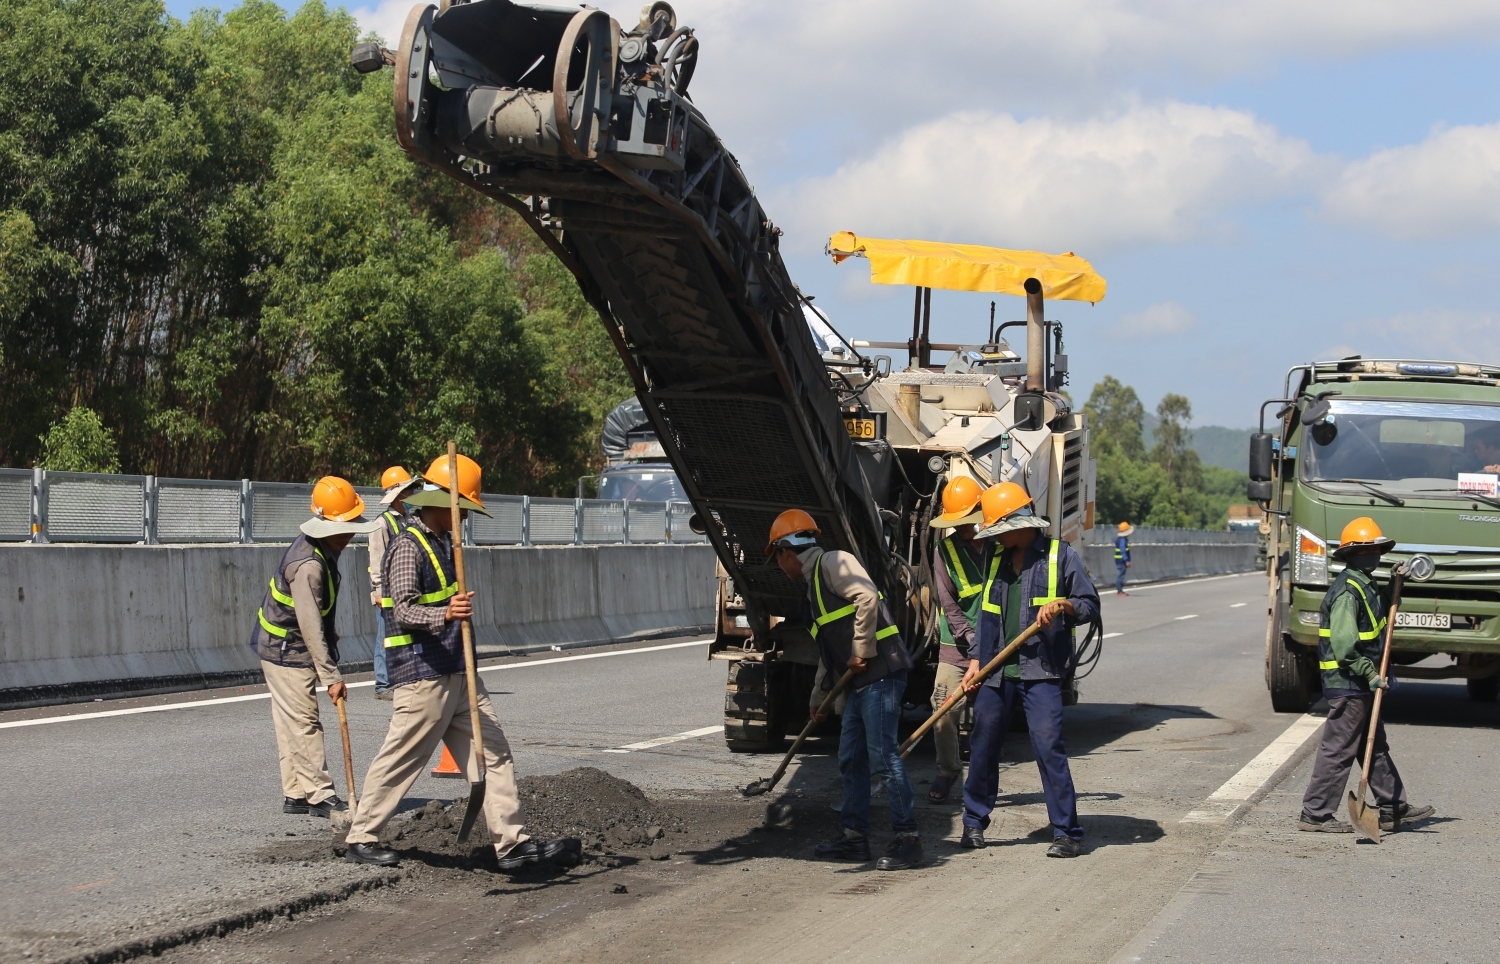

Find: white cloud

[1322,122,1500,239]
[349,0,409,46]
[1326,309,1500,365]
[1110,301,1196,340]
[775,102,1325,253]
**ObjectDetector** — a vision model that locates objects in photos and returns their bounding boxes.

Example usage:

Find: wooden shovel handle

[449,441,485,779]
[1358,570,1403,795]
[762,667,857,794]
[899,620,1044,759]
[335,696,358,810]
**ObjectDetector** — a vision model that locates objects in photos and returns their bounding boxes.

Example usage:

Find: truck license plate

[845,417,879,440]
[1395,612,1450,630]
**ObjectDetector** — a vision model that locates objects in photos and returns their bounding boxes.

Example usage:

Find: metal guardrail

[0,468,709,546]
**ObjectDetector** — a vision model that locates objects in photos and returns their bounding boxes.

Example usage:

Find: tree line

[0,0,631,490]
[1084,376,1249,529]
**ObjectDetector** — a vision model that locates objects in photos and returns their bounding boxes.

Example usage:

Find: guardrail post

[665,500,675,542]
[574,497,583,546]
[30,467,46,543]
[521,495,531,547]
[462,514,472,546]
[240,479,253,543]
[144,476,157,545]
[623,499,632,544]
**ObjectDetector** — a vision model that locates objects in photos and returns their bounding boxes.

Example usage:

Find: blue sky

[166,0,1500,430]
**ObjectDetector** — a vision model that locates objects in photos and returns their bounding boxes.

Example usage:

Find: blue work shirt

[1114,535,1130,565]
[975,534,1100,683]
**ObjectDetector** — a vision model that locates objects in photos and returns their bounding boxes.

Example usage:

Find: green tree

[1152,392,1203,492]
[38,407,120,473]
[1084,375,1146,460]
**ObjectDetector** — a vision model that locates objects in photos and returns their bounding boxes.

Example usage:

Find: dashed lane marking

[0,638,713,730]
[1180,713,1324,824]
[1119,571,1258,592]
[1174,614,1199,620]
[601,725,722,754]
[1230,602,1248,608]
[1103,632,1123,639]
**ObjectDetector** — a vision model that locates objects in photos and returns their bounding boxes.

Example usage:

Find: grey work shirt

[287,555,343,686]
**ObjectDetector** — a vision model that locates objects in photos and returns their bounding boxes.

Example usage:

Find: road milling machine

[358,0,1104,749]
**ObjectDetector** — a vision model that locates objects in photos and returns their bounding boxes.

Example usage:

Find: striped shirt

[384,517,451,636]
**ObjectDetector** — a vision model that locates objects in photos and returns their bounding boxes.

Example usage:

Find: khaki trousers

[261,659,336,804]
[930,661,968,779]
[348,674,528,856]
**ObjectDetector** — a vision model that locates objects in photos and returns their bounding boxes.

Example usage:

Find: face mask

[1348,551,1380,574]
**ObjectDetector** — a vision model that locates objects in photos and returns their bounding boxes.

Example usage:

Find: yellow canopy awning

[827,231,1106,303]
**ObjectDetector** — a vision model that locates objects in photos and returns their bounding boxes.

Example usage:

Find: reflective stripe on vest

[257,545,335,637]
[1317,577,1386,642]
[407,529,459,605]
[981,538,1063,614]
[941,536,984,599]
[809,555,899,640]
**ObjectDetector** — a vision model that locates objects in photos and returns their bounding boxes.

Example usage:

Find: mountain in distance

[1141,417,1253,472]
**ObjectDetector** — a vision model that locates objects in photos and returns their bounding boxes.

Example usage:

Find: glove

[1370,674,1390,691]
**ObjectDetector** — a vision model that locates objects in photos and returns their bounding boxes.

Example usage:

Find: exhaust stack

[1024,277,1045,392]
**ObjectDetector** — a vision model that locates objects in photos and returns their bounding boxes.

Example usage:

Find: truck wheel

[1466,674,1499,703]
[723,660,790,752]
[1268,619,1316,712]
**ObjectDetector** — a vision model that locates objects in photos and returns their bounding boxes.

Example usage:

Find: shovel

[1346,567,1405,843]
[334,694,359,827]
[447,441,487,846]
[898,619,1044,759]
[743,667,856,797]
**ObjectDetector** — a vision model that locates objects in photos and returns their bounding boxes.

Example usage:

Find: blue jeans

[372,605,390,691]
[838,674,917,838]
[1115,561,1127,593]
[963,678,1083,841]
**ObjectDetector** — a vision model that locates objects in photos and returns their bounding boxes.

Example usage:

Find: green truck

[1250,358,1500,711]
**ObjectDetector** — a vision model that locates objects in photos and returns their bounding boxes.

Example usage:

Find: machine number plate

[1395,612,1450,630]
[845,417,879,440]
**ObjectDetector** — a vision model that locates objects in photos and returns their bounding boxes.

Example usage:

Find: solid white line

[1103,632,1123,639]
[1180,713,1323,824]
[1174,614,1199,620]
[1230,602,1248,608]
[613,725,722,752]
[0,638,713,730]
[1122,571,1258,593]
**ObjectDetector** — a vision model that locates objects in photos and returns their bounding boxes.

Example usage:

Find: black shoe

[1046,836,1082,858]
[283,797,310,815]
[495,837,574,871]
[814,834,872,862]
[308,796,348,819]
[876,836,923,870]
[345,842,399,866]
[1298,812,1353,833]
[1380,803,1435,832]
[960,826,986,849]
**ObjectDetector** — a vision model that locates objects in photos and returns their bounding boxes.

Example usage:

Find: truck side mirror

[1247,479,1273,502]
[1248,433,1273,482]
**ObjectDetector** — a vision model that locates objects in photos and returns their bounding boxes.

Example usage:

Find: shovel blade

[457,780,486,845]
[1346,790,1382,843]
[742,779,772,798]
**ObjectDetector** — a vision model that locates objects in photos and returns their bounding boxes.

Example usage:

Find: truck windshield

[1302,399,1500,496]
[596,465,687,502]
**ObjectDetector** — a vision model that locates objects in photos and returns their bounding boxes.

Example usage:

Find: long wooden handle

[336,697,358,810]
[899,620,1044,759]
[1358,570,1403,794]
[763,667,857,793]
[449,441,485,779]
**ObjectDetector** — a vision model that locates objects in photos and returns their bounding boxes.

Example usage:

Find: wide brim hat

[1117,523,1135,537]
[975,505,1050,539]
[300,515,385,538]
[929,506,983,528]
[380,477,423,506]
[1331,537,1396,560]
[402,482,492,517]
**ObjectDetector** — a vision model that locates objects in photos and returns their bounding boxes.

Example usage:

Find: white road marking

[1180,713,1324,824]
[1120,571,1258,593]
[1230,602,1247,608]
[1175,614,1199,620]
[606,725,722,753]
[0,638,713,730]
[1103,632,1123,639]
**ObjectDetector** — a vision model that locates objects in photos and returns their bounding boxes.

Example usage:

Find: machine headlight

[1294,526,1328,587]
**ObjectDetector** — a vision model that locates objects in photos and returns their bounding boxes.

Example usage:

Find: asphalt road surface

[3,570,1495,964]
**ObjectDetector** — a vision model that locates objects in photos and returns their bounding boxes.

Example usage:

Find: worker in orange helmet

[924,475,985,802]
[250,476,383,828]
[1113,520,1133,596]
[367,466,421,700]
[1299,518,1433,834]
[767,508,922,871]
[347,453,575,872]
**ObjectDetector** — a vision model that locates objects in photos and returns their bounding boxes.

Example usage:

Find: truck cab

[1252,358,1500,710]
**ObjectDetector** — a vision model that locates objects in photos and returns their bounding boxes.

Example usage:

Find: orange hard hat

[310,476,366,522]
[380,465,412,490]
[421,452,486,508]
[1333,516,1395,558]
[976,482,1048,538]
[1118,521,1131,532]
[929,476,984,528]
[765,508,820,556]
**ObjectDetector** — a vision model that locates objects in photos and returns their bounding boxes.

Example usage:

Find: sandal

[928,774,956,802]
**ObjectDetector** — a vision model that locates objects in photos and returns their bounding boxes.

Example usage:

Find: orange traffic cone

[431,743,464,779]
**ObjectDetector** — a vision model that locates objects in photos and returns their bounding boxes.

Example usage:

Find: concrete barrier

[1080,530,1258,589]
[0,543,716,709]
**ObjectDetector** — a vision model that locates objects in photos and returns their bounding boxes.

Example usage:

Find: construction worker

[1299,518,1434,833]
[767,509,922,871]
[925,475,985,803]
[960,482,1098,857]
[367,466,420,700]
[1114,521,1133,596]
[250,477,382,825]
[346,453,572,870]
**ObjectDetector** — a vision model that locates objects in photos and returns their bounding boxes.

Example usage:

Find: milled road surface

[2,571,1495,964]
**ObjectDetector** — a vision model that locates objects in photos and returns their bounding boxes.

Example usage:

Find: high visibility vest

[1316,569,1387,693]
[249,535,340,666]
[982,535,1064,615]
[938,535,984,647]
[382,525,467,687]
[807,550,910,690]
[381,527,461,647]
[1114,536,1128,562]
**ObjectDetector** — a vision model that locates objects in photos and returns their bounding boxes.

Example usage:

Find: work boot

[960,826,986,849]
[373,689,393,702]
[283,797,310,815]
[876,835,923,870]
[308,796,349,820]
[1380,803,1435,832]
[1298,812,1353,833]
[1046,836,1082,858]
[345,842,399,867]
[814,834,872,862]
[494,838,576,871]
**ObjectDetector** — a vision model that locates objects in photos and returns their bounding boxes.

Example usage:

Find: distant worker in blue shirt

[1113,521,1133,596]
